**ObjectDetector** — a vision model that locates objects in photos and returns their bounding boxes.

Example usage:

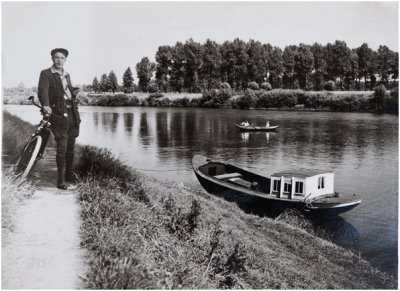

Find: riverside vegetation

[3,84,398,114]
[2,111,397,289]
[77,85,397,114]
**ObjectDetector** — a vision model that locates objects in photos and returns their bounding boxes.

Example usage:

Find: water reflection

[101,112,119,133]
[240,132,275,143]
[156,111,169,148]
[93,112,99,127]
[123,113,134,133]
[316,216,360,246]
[139,112,151,146]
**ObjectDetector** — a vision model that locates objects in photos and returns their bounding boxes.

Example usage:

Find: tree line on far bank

[88,38,398,94]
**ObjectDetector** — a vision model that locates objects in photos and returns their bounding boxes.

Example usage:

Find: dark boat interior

[199,162,271,194]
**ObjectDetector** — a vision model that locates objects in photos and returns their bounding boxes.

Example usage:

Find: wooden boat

[192,155,362,216]
[235,123,279,131]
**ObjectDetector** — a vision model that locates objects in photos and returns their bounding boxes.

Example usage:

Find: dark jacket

[38,68,81,131]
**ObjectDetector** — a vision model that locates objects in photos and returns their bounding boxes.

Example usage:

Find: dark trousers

[51,108,78,186]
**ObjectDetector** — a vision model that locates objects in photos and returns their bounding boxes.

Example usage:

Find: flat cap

[51,48,69,57]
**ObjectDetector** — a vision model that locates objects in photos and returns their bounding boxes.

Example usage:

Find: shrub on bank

[93,94,140,107]
[143,96,172,107]
[171,97,190,107]
[199,88,233,108]
[324,80,335,91]
[230,89,387,112]
[149,92,164,99]
[255,89,300,109]
[261,82,272,91]
[232,89,257,109]
[371,84,399,113]
[220,82,231,89]
[247,81,259,90]
[387,87,399,114]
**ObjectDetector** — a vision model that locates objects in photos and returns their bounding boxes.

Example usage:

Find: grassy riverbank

[73,146,397,288]
[2,112,36,243]
[2,111,397,289]
[2,111,56,163]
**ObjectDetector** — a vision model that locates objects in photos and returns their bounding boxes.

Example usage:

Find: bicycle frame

[28,97,52,160]
[28,118,51,161]
[13,96,60,179]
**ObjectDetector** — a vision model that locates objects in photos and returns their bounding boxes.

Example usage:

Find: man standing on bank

[38,48,81,190]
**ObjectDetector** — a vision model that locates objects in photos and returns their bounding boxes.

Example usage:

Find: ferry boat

[192,155,362,216]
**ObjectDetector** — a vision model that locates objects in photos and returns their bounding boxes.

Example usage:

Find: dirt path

[2,148,86,289]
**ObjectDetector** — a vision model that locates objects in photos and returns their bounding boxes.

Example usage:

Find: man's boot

[65,152,75,183]
[56,155,67,190]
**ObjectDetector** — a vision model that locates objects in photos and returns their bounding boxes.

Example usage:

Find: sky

[1,1,399,88]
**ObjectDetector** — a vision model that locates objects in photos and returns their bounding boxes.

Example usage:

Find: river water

[4,104,398,276]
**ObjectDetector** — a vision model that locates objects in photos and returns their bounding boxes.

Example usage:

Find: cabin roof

[272,169,332,178]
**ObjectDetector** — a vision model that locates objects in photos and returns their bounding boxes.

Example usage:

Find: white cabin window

[283,182,291,193]
[273,180,280,192]
[295,181,303,194]
[318,177,325,189]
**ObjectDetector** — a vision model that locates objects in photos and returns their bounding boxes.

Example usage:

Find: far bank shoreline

[4,88,398,114]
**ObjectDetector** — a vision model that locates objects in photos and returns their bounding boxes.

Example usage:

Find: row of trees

[90,39,398,93]
[91,57,157,94]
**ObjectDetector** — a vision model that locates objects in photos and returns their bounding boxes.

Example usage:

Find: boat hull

[235,124,279,131]
[192,155,361,217]
[194,171,307,214]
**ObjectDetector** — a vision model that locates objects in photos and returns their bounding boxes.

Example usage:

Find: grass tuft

[74,145,149,204]
[162,195,201,240]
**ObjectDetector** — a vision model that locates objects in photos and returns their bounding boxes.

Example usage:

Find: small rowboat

[235,123,279,131]
[192,155,362,216]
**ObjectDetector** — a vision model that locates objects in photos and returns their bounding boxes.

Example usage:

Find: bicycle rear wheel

[14,135,42,180]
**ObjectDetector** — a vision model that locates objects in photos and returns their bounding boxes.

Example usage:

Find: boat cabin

[270,169,334,200]
[197,157,335,201]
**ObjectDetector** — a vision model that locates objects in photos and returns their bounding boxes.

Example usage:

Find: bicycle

[13,96,61,180]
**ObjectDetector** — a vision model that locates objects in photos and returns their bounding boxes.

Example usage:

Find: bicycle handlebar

[28,96,63,119]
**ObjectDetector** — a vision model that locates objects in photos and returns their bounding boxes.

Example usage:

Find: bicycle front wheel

[14,135,42,180]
